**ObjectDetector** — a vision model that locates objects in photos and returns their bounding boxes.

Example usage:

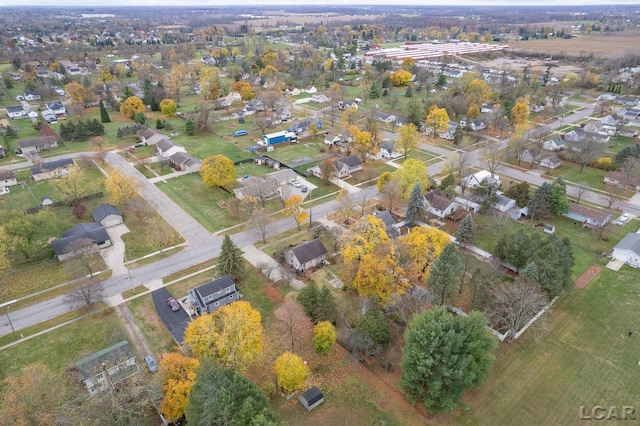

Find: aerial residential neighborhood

[1,3,640,425]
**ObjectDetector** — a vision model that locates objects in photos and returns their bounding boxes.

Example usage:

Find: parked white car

[615,213,631,226]
[289,180,302,188]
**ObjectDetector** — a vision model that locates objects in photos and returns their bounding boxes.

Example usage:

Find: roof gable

[615,233,640,255]
[195,275,236,298]
[92,203,122,222]
[290,238,327,264]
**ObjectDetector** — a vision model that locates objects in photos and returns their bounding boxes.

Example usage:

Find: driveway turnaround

[152,287,190,344]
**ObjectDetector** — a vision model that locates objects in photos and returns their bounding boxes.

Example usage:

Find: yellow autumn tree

[275,352,310,393]
[398,123,420,159]
[313,321,337,355]
[159,353,199,422]
[184,301,263,371]
[120,95,145,118]
[425,105,449,138]
[353,248,404,304]
[466,104,481,120]
[105,169,139,207]
[159,98,177,116]
[199,66,221,100]
[200,155,235,188]
[282,194,308,230]
[390,69,413,86]
[511,97,530,125]
[341,215,390,263]
[397,227,451,283]
[401,57,415,71]
[231,81,255,101]
[463,78,491,106]
[394,158,431,198]
[65,81,94,105]
[349,125,375,160]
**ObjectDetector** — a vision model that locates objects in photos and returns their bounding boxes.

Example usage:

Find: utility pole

[0,299,17,335]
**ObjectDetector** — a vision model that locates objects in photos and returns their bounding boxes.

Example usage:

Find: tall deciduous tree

[455,214,476,247]
[405,182,426,227]
[105,170,139,207]
[275,352,310,393]
[282,194,308,230]
[0,226,15,273]
[395,158,432,199]
[427,243,462,305]
[159,98,177,116]
[400,305,497,413]
[119,96,145,118]
[273,298,313,352]
[398,123,420,159]
[159,353,200,422]
[51,167,95,205]
[425,105,449,138]
[218,234,244,281]
[184,301,263,371]
[200,154,235,188]
[397,227,450,283]
[186,363,279,426]
[313,321,337,355]
[355,299,390,347]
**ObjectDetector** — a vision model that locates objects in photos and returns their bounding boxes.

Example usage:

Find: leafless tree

[280,265,297,284]
[529,125,552,149]
[358,187,371,217]
[325,225,343,253]
[385,285,431,326]
[256,261,274,280]
[486,277,548,342]
[567,136,604,173]
[619,157,640,189]
[604,186,623,209]
[379,178,403,215]
[336,189,355,225]
[272,298,313,352]
[251,211,272,244]
[65,278,104,309]
[254,117,270,135]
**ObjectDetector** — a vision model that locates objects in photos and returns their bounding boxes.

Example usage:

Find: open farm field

[508,30,640,57]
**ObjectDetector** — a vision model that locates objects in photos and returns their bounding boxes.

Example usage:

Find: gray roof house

[19,136,58,154]
[169,151,203,173]
[156,139,186,158]
[612,233,640,268]
[285,238,328,272]
[0,170,17,187]
[92,204,124,228]
[51,223,112,261]
[233,176,279,201]
[333,155,363,178]
[75,341,139,395]
[604,171,640,192]
[539,156,563,170]
[439,121,458,140]
[6,105,27,119]
[188,275,241,315]
[372,210,401,238]
[517,148,542,166]
[563,204,611,228]
[30,158,75,181]
[424,189,458,219]
[138,128,168,146]
[491,193,516,212]
[380,141,402,159]
[543,137,565,152]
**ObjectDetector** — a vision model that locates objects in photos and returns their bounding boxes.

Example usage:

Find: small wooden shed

[299,386,324,412]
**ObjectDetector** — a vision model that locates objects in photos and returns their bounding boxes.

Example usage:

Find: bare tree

[573,182,589,205]
[604,186,623,209]
[379,178,403,215]
[385,285,431,326]
[481,139,503,177]
[256,261,274,280]
[254,117,270,135]
[325,225,343,253]
[251,211,272,243]
[486,277,548,341]
[358,187,371,217]
[336,189,355,225]
[567,136,604,173]
[272,298,313,352]
[619,157,640,189]
[65,278,104,309]
[280,265,297,284]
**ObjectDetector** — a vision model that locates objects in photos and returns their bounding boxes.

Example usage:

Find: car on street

[616,213,631,226]
[167,297,180,311]
[290,180,302,188]
[301,185,308,193]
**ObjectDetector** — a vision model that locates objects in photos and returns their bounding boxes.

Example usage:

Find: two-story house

[188,275,241,315]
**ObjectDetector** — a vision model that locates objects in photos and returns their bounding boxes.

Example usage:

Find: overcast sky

[4,0,640,6]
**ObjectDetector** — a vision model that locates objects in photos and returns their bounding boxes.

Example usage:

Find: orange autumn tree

[159,353,199,422]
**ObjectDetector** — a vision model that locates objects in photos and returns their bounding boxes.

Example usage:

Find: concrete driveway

[100,224,130,276]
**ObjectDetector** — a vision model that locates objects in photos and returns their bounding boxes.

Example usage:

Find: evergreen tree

[428,243,462,305]
[297,281,319,321]
[218,235,244,281]
[355,299,390,347]
[453,123,463,146]
[315,285,337,323]
[455,214,476,246]
[405,182,426,227]
[527,182,553,219]
[400,305,497,413]
[185,119,195,135]
[503,181,531,208]
[521,262,539,282]
[99,100,111,123]
[405,85,413,97]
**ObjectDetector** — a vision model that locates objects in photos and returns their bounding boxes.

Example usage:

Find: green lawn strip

[447,266,640,426]
[122,212,184,260]
[544,162,607,189]
[0,307,128,382]
[127,295,176,354]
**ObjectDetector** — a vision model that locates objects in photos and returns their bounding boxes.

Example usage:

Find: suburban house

[462,170,500,189]
[439,121,458,140]
[304,85,317,94]
[324,133,342,145]
[377,111,397,124]
[92,204,124,228]
[564,128,610,144]
[601,115,620,129]
[333,155,363,178]
[539,156,563,170]
[518,148,542,166]
[218,91,241,107]
[45,101,66,116]
[0,170,17,187]
[138,128,168,146]
[75,341,139,395]
[233,176,279,201]
[603,171,640,192]
[266,168,298,186]
[469,119,486,131]
[30,158,75,181]
[618,126,638,138]
[563,204,611,228]
[454,196,481,213]
[542,136,565,151]
[6,105,27,119]
[583,121,607,135]
[299,387,324,412]
[372,209,401,238]
[156,139,186,159]
[424,189,458,219]
[52,223,112,261]
[188,275,241,315]
[288,118,322,133]
[380,140,402,159]
[492,193,516,212]
[311,93,331,103]
[18,136,58,154]
[611,233,640,268]
[243,99,265,115]
[24,91,41,101]
[169,152,202,173]
[285,238,328,272]
[338,100,358,110]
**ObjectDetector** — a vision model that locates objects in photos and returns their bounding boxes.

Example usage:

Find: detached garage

[299,386,324,412]
[612,233,640,268]
[92,204,124,228]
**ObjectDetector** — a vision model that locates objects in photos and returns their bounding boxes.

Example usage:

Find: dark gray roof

[0,170,15,180]
[290,238,327,264]
[19,136,57,149]
[6,105,25,113]
[373,210,395,228]
[46,101,64,110]
[300,386,323,405]
[494,193,514,206]
[156,138,181,152]
[92,203,122,223]
[51,223,110,255]
[75,341,137,382]
[195,275,236,298]
[614,233,640,255]
[30,158,73,175]
[334,155,362,170]
[381,140,394,151]
[425,189,453,211]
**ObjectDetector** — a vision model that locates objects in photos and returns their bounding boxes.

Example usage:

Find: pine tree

[218,235,244,281]
[297,281,319,321]
[428,243,462,305]
[405,182,426,228]
[185,119,195,135]
[315,285,337,323]
[455,214,476,246]
[521,262,539,282]
[99,100,111,123]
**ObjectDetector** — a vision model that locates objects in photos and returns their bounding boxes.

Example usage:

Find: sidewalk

[332,177,361,194]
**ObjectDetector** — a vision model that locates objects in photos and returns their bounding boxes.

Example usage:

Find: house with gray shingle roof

[19,136,58,154]
[30,158,74,181]
[612,233,640,268]
[424,189,458,219]
[92,204,123,228]
[286,238,328,272]
[51,222,112,261]
[188,275,241,315]
[333,155,362,178]
[75,341,139,395]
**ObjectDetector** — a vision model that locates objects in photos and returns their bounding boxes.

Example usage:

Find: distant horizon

[3,1,640,8]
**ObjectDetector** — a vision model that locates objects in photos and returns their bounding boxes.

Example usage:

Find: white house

[169,152,203,173]
[156,139,186,159]
[304,85,317,94]
[0,170,17,187]
[333,155,363,178]
[6,105,27,119]
[424,189,458,219]
[492,193,516,212]
[311,93,331,103]
[439,120,458,140]
[377,112,397,124]
[543,137,565,152]
[611,233,640,268]
[92,204,124,228]
[539,156,562,170]
[462,170,500,189]
[380,140,402,159]
[285,238,328,272]
[46,101,66,116]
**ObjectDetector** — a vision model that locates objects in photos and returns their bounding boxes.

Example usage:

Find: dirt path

[115,303,153,358]
[574,266,601,289]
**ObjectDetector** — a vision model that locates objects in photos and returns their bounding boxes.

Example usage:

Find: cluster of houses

[138,128,203,173]
[5,100,67,123]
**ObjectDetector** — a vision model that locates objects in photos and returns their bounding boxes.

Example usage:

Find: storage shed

[299,386,324,412]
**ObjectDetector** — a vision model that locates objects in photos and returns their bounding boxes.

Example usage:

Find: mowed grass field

[509,29,640,57]
[438,264,640,425]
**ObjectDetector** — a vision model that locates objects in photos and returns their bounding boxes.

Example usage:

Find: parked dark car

[167,297,180,312]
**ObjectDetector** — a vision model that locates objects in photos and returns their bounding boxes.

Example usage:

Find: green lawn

[442,265,640,425]
[545,162,607,189]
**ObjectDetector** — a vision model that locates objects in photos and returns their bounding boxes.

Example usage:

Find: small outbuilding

[92,203,124,228]
[299,386,324,412]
